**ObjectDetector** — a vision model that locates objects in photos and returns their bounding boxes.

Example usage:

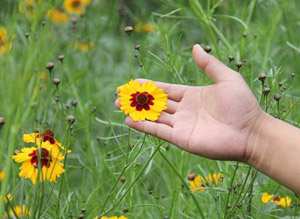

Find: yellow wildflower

[205,173,224,185]
[134,22,156,33]
[118,80,167,121]
[47,9,69,24]
[12,142,65,184]
[188,175,205,193]
[0,27,12,55]
[64,0,91,15]
[74,41,95,52]
[261,192,273,204]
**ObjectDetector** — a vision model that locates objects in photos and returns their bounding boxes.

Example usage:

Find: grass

[0,0,300,218]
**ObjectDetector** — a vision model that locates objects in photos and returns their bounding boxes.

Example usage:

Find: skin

[115,44,300,194]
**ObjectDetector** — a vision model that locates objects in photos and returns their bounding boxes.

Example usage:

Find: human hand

[115,44,264,162]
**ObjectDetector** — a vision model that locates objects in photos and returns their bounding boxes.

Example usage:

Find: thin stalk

[159,150,205,219]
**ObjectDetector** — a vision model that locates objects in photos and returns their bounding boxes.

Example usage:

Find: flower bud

[124,26,134,33]
[66,115,76,125]
[53,78,61,86]
[46,62,55,72]
[0,117,5,127]
[187,172,196,181]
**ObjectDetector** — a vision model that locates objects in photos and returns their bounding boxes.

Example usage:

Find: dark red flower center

[0,37,4,47]
[41,130,56,144]
[72,0,81,8]
[29,148,51,168]
[130,92,154,111]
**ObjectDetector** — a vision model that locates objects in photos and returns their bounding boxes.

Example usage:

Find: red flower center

[29,148,52,168]
[0,37,4,47]
[72,0,81,8]
[41,130,56,144]
[130,92,154,111]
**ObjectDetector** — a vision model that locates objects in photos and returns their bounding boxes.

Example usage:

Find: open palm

[117,45,263,161]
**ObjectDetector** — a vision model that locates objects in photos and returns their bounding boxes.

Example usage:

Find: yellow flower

[9,205,30,217]
[47,9,69,24]
[19,0,40,18]
[118,80,167,121]
[134,22,156,33]
[23,130,66,151]
[74,41,95,52]
[0,170,5,181]
[261,192,273,204]
[205,173,224,185]
[188,175,205,193]
[64,0,91,15]
[12,143,65,184]
[272,196,292,208]
[0,27,12,55]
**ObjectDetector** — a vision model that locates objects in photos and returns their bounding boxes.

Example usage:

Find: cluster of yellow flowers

[261,192,292,208]
[19,0,92,24]
[0,27,12,55]
[12,130,67,184]
[188,172,224,193]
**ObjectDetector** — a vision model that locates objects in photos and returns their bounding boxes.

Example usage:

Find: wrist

[245,111,274,167]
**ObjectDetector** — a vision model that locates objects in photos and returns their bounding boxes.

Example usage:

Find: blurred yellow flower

[0,27,12,55]
[261,193,292,208]
[188,175,205,193]
[74,41,95,52]
[0,170,5,181]
[9,205,30,217]
[64,0,91,15]
[118,80,167,121]
[19,0,40,18]
[272,196,292,208]
[47,9,69,24]
[12,143,65,184]
[261,192,273,204]
[134,22,156,33]
[205,173,224,185]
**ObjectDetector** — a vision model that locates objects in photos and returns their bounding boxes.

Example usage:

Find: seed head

[53,78,61,86]
[58,54,64,63]
[204,45,212,53]
[236,61,243,71]
[120,176,126,183]
[66,115,76,125]
[46,62,55,72]
[187,172,196,181]
[134,44,141,50]
[274,93,281,101]
[0,117,5,127]
[25,32,30,38]
[228,55,234,63]
[291,73,295,78]
[263,87,271,96]
[124,26,134,33]
[258,73,267,82]
[71,100,78,108]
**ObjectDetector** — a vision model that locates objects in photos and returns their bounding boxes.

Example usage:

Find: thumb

[192,44,239,83]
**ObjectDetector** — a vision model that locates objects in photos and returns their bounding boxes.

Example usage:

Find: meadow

[0,0,300,218]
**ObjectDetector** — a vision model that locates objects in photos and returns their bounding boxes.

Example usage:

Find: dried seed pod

[236,61,243,71]
[71,100,78,108]
[58,54,64,63]
[120,176,126,183]
[124,26,134,33]
[0,117,5,127]
[204,45,212,53]
[134,44,141,50]
[53,78,61,86]
[66,115,76,125]
[46,62,55,72]
[274,94,281,101]
[187,172,196,181]
[263,87,271,96]
[228,55,234,62]
[258,73,267,82]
